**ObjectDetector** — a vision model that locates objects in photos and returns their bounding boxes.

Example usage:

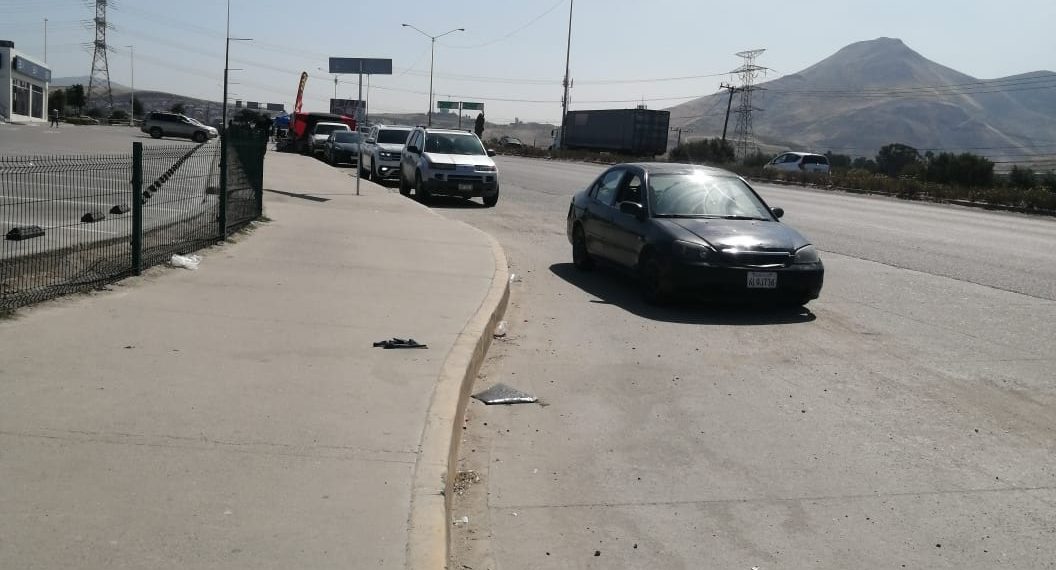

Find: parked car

[566,163,824,305]
[763,152,831,174]
[399,127,499,207]
[498,136,523,150]
[309,121,351,156]
[140,112,218,143]
[322,131,363,166]
[359,125,413,181]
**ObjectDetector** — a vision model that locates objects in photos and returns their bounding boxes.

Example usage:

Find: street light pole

[401,24,464,127]
[44,18,48,63]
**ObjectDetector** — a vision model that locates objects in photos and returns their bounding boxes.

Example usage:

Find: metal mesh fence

[1,134,263,312]
[139,144,221,268]
[0,153,136,308]
[225,125,268,231]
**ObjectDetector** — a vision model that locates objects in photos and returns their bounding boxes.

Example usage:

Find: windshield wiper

[653,214,723,219]
[720,215,769,221]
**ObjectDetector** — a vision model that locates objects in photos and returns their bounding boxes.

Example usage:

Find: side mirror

[487,149,497,157]
[406,145,419,154]
[771,207,784,219]
[366,138,376,144]
[619,201,646,220]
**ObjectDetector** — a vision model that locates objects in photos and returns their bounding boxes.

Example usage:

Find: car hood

[663,218,810,251]
[378,143,405,152]
[424,152,495,168]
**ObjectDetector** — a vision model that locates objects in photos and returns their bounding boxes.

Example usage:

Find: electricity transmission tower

[730,49,768,161]
[86,0,114,112]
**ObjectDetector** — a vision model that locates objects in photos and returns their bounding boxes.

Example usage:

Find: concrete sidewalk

[0,152,508,569]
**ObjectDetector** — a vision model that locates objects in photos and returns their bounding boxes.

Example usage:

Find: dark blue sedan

[566,163,824,305]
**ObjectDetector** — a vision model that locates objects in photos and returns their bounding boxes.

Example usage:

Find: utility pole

[559,0,574,150]
[43,18,47,63]
[671,127,691,148]
[719,82,740,142]
[127,45,134,126]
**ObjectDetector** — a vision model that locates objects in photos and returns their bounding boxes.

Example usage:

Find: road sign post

[330,58,393,196]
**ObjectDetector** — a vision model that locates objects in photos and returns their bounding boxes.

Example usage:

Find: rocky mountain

[668,38,1056,163]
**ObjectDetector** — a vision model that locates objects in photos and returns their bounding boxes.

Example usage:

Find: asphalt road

[442,156,1056,569]
[0,123,219,259]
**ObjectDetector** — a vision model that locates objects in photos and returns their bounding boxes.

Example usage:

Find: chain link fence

[0,128,267,312]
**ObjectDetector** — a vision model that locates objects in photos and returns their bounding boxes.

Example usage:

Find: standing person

[49,107,60,127]
[474,112,485,139]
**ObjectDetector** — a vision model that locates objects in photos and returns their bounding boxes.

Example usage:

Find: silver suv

[359,125,413,181]
[399,127,499,207]
[141,112,218,143]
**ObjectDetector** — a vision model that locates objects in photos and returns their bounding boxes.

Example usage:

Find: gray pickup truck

[359,125,413,181]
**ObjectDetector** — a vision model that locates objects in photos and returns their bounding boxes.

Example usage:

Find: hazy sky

[3,0,1054,124]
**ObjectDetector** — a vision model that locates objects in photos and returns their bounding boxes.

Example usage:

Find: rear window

[334,132,361,143]
[378,129,411,144]
[315,124,348,136]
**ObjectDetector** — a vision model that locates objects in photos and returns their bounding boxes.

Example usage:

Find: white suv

[360,125,413,181]
[764,152,830,174]
[399,127,499,207]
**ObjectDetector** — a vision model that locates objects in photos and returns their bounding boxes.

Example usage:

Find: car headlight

[672,240,716,262]
[380,152,398,159]
[793,244,820,264]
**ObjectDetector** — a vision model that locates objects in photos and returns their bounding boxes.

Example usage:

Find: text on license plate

[746,272,777,289]
[458,183,473,191]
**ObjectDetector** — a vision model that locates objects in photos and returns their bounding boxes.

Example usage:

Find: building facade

[1,40,52,123]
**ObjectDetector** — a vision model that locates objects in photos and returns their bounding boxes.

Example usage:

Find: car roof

[376,125,413,130]
[421,127,475,135]
[780,151,825,157]
[620,162,742,178]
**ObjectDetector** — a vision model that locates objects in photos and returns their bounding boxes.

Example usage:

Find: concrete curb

[405,217,510,570]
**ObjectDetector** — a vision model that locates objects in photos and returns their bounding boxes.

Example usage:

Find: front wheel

[149,127,163,139]
[483,193,498,207]
[639,254,671,305]
[398,172,411,196]
[571,226,594,271]
[193,131,207,143]
[359,156,369,178]
[415,172,431,203]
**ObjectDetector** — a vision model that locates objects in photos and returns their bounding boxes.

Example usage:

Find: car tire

[371,163,379,182]
[639,253,670,305]
[415,172,431,203]
[193,131,207,143]
[359,156,369,178]
[483,193,498,207]
[398,172,411,196]
[149,127,163,139]
[571,225,594,271]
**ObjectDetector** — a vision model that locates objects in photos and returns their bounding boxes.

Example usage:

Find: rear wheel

[149,127,163,139]
[571,226,594,271]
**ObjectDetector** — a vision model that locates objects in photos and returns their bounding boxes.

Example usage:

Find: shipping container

[558,108,670,155]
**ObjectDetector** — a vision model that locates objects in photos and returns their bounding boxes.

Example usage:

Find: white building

[0,40,52,123]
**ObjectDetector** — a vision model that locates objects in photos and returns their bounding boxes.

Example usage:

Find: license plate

[458,183,473,191]
[746,272,777,289]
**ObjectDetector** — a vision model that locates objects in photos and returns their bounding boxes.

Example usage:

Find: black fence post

[219,127,228,239]
[132,142,143,275]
